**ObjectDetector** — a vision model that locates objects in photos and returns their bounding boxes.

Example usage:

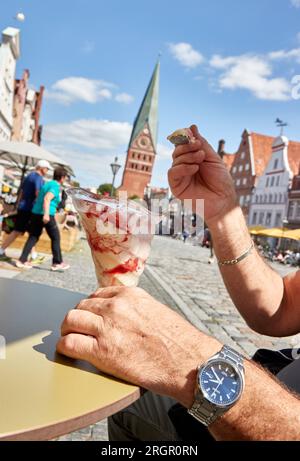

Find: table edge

[0,387,141,441]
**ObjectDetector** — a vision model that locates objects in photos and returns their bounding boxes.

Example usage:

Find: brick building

[11,69,44,144]
[118,61,160,198]
[223,130,275,219]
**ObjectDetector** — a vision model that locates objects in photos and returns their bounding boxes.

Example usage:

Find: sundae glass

[68,188,157,287]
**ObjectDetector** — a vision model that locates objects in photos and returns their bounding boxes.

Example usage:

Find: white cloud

[44,144,126,188]
[45,77,133,106]
[168,42,204,68]
[291,0,300,7]
[115,92,134,104]
[268,48,300,63]
[210,54,291,101]
[43,119,132,150]
[43,119,133,187]
[157,143,173,159]
[45,77,116,105]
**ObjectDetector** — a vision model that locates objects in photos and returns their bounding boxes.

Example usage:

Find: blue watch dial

[199,360,242,406]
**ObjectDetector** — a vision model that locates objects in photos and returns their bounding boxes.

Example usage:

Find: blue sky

[1,0,300,187]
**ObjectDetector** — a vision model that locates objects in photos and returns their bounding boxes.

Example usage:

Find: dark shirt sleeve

[34,175,44,195]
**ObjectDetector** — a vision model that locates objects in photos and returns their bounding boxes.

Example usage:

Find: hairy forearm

[210,358,300,441]
[175,331,300,441]
[207,207,285,335]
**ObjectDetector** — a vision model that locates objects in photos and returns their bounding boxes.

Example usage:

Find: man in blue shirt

[0,160,51,258]
[17,167,70,271]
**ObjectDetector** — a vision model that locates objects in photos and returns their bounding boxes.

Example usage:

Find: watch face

[199,360,242,407]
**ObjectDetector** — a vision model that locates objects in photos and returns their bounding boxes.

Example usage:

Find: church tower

[119,61,160,198]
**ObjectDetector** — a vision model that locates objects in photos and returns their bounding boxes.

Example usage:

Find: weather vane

[275,118,288,136]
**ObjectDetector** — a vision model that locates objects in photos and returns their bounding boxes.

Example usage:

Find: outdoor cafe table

[0,278,141,440]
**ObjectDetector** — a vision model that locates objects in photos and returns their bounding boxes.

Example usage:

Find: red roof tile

[221,131,300,178]
[287,141,300,176]
[222,154,235,170]
[250,132,275,177]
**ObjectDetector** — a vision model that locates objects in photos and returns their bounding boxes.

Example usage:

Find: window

[260,195,263,203]
[266,178,269,187]
[296,202,300,218]
[252,212,257,225]
[236,179,241,186]
[274,194,277,203]
[143,155,146,161]
[275,213,282,227]
[232,166,237,174]
[132,153,135,159]
[246,195,251,203]
[264,194,267,203]
[266,213,272,226]
[255,195,259,203]
[271,177,275,187]
[276,176,280,186]
[274,159,279,170]
[138,154,141,160]
[259,212,265,225]
[239,196,244,206]
[279,193,282,203]
[241,152,245,160]
[239,165,243,172]
[288,201,296,218]
[245,163,250,171]
[269,194,273,203]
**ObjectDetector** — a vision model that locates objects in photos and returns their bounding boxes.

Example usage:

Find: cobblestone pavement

[16,235,300,441]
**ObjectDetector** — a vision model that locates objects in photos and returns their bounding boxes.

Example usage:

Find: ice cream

[68,188,155,287]
[167,128,194,146]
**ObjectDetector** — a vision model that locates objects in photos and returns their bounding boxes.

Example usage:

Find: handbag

[2,214,17,234]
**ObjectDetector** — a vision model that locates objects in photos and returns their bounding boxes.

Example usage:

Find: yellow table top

[0,278,140,440]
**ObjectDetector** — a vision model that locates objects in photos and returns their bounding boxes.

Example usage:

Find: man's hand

[168,125,236,224]
[56,286,220,407]
[43,214,50,224]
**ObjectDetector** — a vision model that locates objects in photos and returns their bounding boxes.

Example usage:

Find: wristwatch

[188,345,245,426]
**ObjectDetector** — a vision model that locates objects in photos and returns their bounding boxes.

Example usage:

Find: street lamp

[110,156,121,196]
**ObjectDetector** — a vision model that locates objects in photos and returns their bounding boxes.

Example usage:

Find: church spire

[128,60,160,150]
[118,60,160,199]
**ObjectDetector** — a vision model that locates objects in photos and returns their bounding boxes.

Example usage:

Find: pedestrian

[16,167,70,271]
[202,227,214,263]
[57,125,300,441]
[0,160,51,260]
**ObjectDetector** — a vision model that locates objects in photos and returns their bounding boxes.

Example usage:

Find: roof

[287,141,300,176]
[222,154,235,170]
[223,131,300,178]
[249,132,275,177]
[128,61,160,150]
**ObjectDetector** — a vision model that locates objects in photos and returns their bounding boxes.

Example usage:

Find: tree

[97,183,114,196]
